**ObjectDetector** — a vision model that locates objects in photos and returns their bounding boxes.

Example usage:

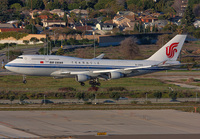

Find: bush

[58,87,76,92]
[107,87,127,92]
[144,100,152,105]
[84,102,92,105]
[109,92,120,100]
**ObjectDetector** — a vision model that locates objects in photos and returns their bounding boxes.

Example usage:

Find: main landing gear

[89,79,101,87]
[80,82,85,86]
[79,79,101,87]
[23,75,27,84]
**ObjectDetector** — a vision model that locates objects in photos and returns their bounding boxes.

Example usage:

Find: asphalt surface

[0,110,200,139]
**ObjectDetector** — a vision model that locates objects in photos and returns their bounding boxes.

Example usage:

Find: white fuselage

[5,55,169,78]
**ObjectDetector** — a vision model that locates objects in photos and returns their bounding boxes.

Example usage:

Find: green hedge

[0,32,28,40]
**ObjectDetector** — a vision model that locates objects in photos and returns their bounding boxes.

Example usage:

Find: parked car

[103,100,115,103]
[41,99,54,104]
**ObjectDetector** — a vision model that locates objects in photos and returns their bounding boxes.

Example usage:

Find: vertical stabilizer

[147,34,187,61]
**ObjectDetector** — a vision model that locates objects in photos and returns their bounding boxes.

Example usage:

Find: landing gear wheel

[89,79,101,87]
[96,82,101,86]
[22,75,27,84]
[23,80,27,84]
[80,82,85,86]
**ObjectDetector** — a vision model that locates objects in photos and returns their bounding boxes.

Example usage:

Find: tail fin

[147,34,187,61]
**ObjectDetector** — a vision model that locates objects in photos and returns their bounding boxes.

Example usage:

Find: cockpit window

[17,57,23,59]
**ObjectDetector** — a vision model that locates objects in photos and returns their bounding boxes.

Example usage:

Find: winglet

[93,53,105,59]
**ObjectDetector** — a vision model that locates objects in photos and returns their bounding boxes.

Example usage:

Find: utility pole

[93,31,95,58]
[31,0,32,10]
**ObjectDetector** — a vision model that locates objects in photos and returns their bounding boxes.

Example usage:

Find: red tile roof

[0,28,23,32]
[75,25,93,31]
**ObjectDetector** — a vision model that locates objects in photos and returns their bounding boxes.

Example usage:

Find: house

[35,24,43,34]
[116,11,136,16]
[173,0,188,16]
[29,10,42,19]
[0,23,22,32]
[70,9,88,18]
[0,28,22,32]
[74,25,93,35]
[154,20,169,29]
[194,20,200,28]
[7,20,19,24]
[42,20,66,27]
[0,23,15,28]
[50,9,65,17]
[140,16,158,23]
[38,15,49,22]
[79,18,99,29]
[113,15,136,31]
[96,23,114,31]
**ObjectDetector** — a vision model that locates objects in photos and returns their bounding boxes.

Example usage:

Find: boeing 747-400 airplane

[5,34,187,86]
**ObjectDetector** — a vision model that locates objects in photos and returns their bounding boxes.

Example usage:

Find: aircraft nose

[4,63,9,69]
[4,63,11,70]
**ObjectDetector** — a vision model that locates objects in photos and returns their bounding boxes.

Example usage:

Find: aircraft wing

[69,65,154,75]
[52,61,183,77]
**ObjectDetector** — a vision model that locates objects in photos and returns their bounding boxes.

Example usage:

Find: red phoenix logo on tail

[166,42,179,58]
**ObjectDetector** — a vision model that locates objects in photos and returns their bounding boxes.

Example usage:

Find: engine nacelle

[75,74,91,82]
[109,72,124,79]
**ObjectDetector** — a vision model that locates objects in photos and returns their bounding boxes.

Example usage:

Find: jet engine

[75,74,91,82]
[109,72,124,79]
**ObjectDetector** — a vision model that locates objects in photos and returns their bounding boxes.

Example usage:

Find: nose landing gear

[23,75,27,84]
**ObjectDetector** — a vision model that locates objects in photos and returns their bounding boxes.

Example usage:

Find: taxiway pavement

[0,110,200,138]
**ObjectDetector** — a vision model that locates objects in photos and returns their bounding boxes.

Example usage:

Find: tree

[153,92,162,102]
[89,93,95,102]
[119,37,140,59]
[30,37,39,45]
[0,0,8,14]
[193,4,200,18]
[61,1,68,10]
[43,0,48,9]
[63,12,68,26]
[68,38,78,45]
[9,95,15,104]
[26,0,44,10]
[56,48,65,55]
[25,24,37,34]
[75,92,83,101]
[23,40,29,46]
[19,94,28,103]
[182,5,195,27]
[10,3,22,11]
[169,91,177,101]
